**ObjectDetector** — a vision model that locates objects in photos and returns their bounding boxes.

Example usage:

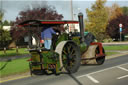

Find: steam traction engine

[19,12,105,75]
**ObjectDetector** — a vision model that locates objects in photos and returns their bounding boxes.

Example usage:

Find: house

[3,26,11,31]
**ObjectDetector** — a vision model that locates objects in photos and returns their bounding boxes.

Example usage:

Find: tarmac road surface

[1,54,128,85]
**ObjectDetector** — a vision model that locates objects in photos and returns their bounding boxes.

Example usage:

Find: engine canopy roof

[19,20,79,27]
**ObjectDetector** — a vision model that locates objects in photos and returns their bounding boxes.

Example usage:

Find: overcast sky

[0,0,128,21]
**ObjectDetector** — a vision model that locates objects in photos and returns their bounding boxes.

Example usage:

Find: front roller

[55,41,81,73]
[81,42,105,65]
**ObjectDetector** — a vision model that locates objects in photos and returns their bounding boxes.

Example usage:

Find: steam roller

[18,12,106,75]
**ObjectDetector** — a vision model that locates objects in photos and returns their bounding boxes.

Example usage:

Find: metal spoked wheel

[55,41,81,73]
[96,47,105,65]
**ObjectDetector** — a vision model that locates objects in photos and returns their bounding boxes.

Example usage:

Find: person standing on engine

[41,26,58,49]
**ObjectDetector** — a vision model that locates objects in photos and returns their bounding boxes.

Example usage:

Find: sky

[0,0,128,22]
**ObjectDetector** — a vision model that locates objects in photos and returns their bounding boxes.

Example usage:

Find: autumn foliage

[85,0,108,42]
[107,3,123,21]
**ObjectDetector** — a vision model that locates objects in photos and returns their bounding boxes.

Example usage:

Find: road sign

[120,27,122,32]
[119,24,123,28]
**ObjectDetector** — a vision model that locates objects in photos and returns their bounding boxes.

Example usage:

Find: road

[1,54,128,85]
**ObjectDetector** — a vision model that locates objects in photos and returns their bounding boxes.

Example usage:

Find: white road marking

[117,75,128,79]
[117,66,128,80]
[78,63,128,78]
[86,75,99,83]
[77,66,115,79]
[117,66,128,71]
[77,63,128,83]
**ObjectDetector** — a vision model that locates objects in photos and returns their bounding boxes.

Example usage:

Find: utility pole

[0,0,2,28]
[0,0,3,22]
[71,0,73,20]
[0,0,2,11]
[0,0,3,13]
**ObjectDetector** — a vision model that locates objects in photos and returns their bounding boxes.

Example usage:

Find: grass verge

[0,57,29,77]
[106,52,119,56]
[103,45,128,50]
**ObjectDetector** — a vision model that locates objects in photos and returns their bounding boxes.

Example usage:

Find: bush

[103,38,113,43]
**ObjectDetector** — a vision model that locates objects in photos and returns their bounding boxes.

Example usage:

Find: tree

[106,4,128,41]
[85,0,109,42]
[106,15,128,40]
[0,29,12,47]
[121,6,128,16]
[0,10,4,28]
[0,12,12,47]
[3,20,10,26]
[11,4,63,41]
[107,3,123,21]
[0,10,4,22]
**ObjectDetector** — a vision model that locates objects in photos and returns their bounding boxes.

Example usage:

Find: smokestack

[78,12,85,43]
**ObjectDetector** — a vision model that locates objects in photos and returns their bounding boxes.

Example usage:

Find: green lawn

[0,57,29,77]
[106,52,119,56]
[103,45,128,50]
[104,45,128,56]
[0,48,29,57]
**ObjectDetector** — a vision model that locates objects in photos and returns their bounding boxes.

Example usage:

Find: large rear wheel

[55,41,81,73]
